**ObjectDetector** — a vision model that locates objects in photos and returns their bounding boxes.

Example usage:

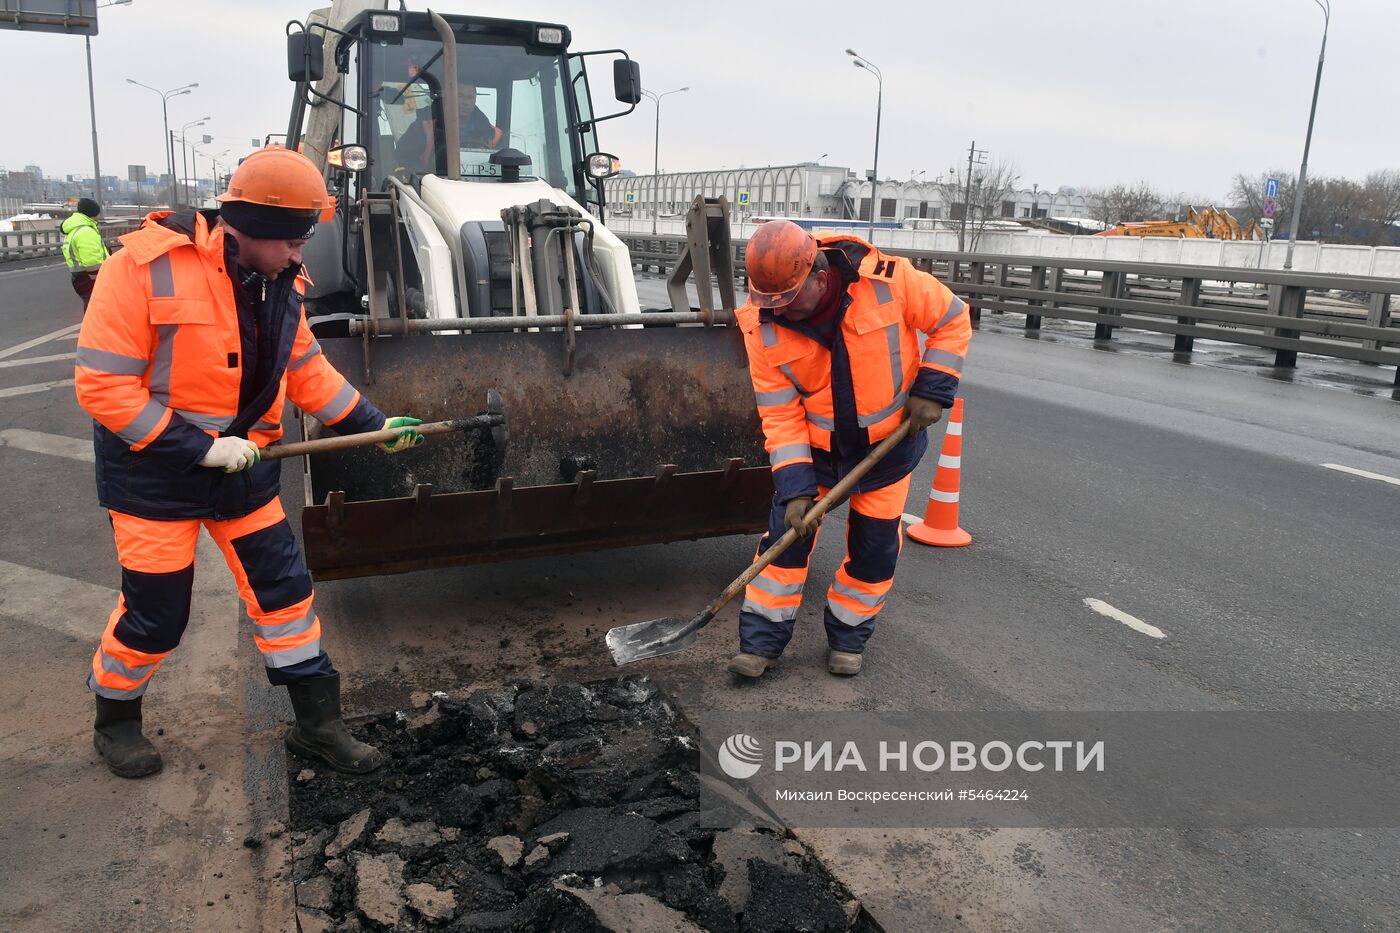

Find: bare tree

[934,158,1019,250]
[1231,170,1398,244]
[1085,181,1169,227]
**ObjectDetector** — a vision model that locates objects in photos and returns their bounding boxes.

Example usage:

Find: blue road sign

[1265,177,1280,200]
[737,191,750,205]
[624,191,636,204]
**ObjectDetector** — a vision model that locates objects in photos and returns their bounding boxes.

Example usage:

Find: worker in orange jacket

[731,220,971,678]
[74,148,423,779]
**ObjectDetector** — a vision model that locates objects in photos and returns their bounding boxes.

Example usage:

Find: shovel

[261,389,506,461]
[606,420,914,665]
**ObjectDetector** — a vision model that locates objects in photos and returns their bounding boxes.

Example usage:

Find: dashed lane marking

[902,513,925,525]
[0,378,75,399]
[0,428,93,463]
[0,559,116,640]
[1322,463,1400,488]
[0,322,80,360]
[0,351,75,370]
[1083,598,1166,640]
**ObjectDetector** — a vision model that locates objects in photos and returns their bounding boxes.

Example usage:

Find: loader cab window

[363,29,581,202]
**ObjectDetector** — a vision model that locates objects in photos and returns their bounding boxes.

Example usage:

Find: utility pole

[1284,0,1330,270]
[957,140,988,252]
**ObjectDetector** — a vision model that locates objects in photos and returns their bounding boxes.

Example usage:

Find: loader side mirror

[288,32,325,83]
[613,60,641,104]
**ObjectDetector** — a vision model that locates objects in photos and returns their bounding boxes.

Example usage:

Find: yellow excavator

[1096,206,1262,240]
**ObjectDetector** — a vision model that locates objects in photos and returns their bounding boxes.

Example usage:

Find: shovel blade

[606,616,698,665]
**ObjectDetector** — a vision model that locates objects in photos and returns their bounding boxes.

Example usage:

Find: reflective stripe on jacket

[736,235,972,503]
[74,209,384,519]
[61,212,110,272]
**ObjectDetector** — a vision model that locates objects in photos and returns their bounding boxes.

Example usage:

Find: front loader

[281,6,770,579]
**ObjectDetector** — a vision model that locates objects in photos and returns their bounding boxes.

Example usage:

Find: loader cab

[314,11,634,216]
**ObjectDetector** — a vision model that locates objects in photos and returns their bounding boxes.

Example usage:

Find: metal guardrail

[621,235,1400,385]
[0,222,142,263]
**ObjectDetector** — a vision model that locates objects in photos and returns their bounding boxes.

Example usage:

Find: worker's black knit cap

[219,200,319,240]
[76,198,102,218]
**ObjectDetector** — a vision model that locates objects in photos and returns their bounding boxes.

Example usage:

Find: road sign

[737,191,750,205]
[1263,197,1277,219]
[1265,177,1280,200]
[0,0,98,35]
[624,191,636,204]
[128,165,145,184]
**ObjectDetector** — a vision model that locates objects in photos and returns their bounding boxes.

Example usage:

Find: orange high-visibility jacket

[736,235,971,503]
[75,210,384,520]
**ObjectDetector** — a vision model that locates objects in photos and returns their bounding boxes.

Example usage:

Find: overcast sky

[2,0,1395,200]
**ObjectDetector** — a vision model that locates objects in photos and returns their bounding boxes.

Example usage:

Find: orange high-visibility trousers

[88,498,332,699]
[739,474,911,658]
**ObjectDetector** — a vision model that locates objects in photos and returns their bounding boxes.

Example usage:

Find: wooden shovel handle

[698,421,914,623]
[260,415,500,461]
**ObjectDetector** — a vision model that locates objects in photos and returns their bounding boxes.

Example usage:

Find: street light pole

[640,86,689,235]
[846,49,882,241]
[82,1,135,201]
[127,78,197,210]
[1283,0,1329,270]
[179,117,209,207]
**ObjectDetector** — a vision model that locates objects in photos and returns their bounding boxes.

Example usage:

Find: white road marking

[0,378,74,399]
[902,513,925,525]
[0,559,117,640]
[0,323,81,360]
[0,261,66,278]
[1083,598,1166,640]
[0,428,93,463]
[0,351,75,370]
[1322,463,1400,488]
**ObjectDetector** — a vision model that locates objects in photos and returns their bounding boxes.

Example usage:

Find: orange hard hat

[745,220,817,308]
[217,146,335,225]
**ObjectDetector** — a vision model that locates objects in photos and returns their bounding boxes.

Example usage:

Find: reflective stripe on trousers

[88,497,329,699]
[738,472,913,657]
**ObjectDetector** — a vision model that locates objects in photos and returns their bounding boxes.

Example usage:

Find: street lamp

[81,0,134,200]
[193,146,227,204]
[640,85,689,234]
[1283,0,1329,270]
[179,117,209,207]
[846,48,883,240]
[127,78,197,209]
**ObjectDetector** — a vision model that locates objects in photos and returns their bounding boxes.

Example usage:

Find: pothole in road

[286,675,881,932]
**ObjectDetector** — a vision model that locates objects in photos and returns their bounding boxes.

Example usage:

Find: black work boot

[284,673,384,774]
[94,695,163,779]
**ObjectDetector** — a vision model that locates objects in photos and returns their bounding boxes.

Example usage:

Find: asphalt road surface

[1,260,1396,932]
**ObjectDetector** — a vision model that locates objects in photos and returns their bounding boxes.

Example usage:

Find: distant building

[604,164,1096,226]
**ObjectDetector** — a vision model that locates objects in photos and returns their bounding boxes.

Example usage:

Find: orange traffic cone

[906,398,972,547]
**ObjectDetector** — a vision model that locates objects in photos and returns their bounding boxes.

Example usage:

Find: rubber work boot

[828,650,863,676]
[284,673,384,774]
[93,695,163,779]
[727,653,774,679]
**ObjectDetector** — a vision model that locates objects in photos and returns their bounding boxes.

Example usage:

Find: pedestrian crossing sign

[737,191,750,205]
[624,191,636,203]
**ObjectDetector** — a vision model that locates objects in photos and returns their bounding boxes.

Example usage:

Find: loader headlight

[328,145,369,172]
[587,152,621,179]
[367,13,403,35]
[535,26,565,46]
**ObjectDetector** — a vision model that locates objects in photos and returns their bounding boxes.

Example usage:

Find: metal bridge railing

[621,234,1400,385]
[0,222,143,263]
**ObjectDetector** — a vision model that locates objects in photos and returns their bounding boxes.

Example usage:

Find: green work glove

[381,416,424,453]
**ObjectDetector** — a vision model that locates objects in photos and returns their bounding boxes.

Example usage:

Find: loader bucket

[298,322,773,579]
